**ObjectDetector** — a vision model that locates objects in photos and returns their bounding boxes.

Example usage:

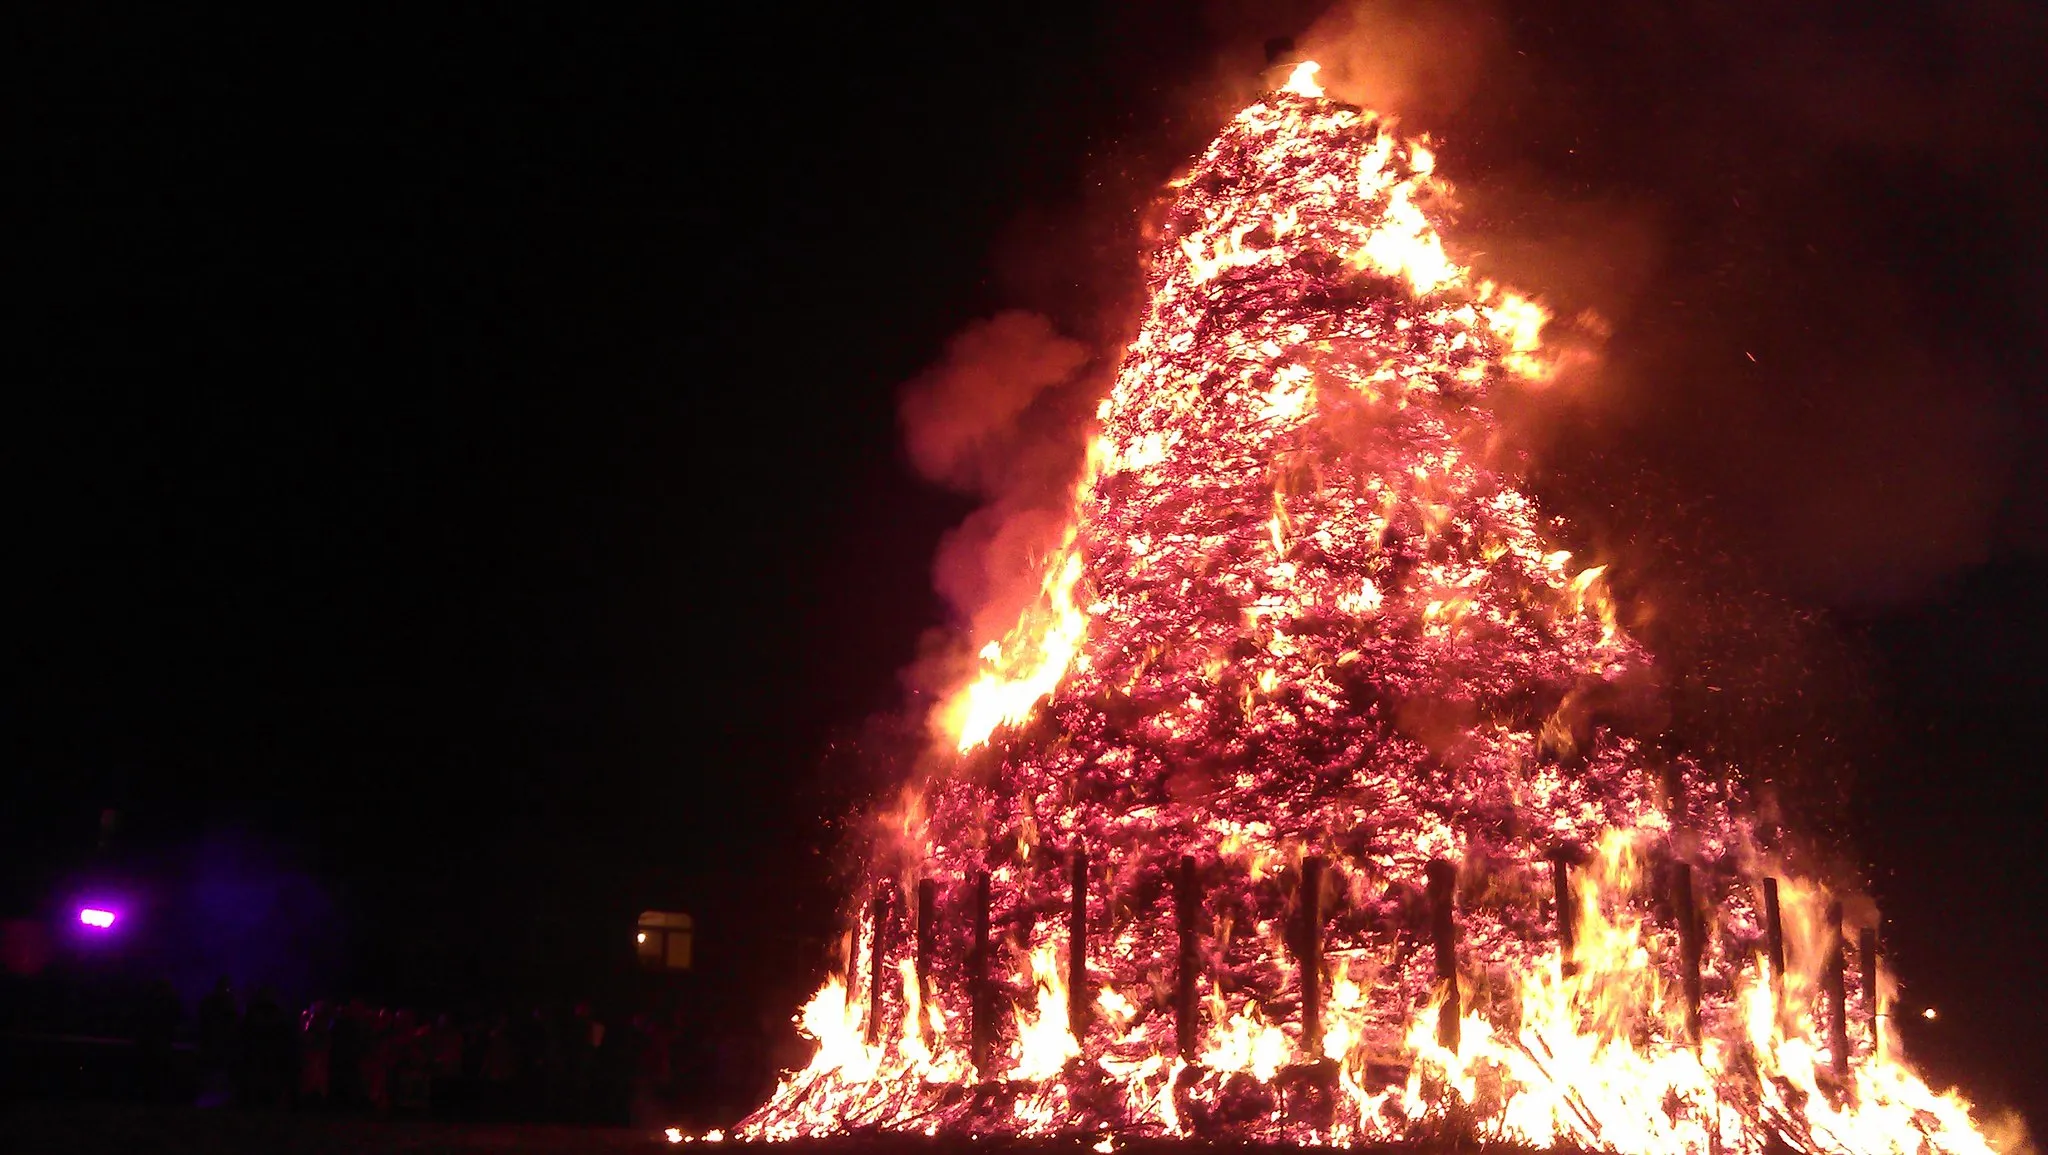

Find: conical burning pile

[734,65,1997,1155]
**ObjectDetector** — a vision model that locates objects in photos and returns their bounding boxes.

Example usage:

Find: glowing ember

[77,908,116,929]
[733,66,1999,1155]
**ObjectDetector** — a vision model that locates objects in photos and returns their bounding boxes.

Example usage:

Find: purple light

[78,908,116,929]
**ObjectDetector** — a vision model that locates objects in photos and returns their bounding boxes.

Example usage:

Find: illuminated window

[636,910,692,971]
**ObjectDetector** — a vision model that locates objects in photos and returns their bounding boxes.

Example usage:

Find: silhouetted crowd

[124,977,774,1125]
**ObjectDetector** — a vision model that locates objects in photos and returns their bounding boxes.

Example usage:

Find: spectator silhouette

[239,986,294,1107]
[196,976,239,1106]
[328,999,367,1108]
[131,978,183,1102]
[628,1010,676,1124]
[423,1012,464,1115]
[568,1001,600,1120]
[479,1012,518,1118]
[299,1001,333,1107]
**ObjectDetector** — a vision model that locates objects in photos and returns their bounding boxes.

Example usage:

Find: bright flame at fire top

[734,64,2001,1155]
[78,908,116,929]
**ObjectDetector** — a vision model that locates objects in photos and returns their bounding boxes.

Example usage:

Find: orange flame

[724,61,2002,1155]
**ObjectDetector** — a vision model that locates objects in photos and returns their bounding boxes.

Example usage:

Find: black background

[10,1,2045,1132]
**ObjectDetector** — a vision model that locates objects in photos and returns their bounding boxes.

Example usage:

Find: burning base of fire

[691,1131,1658,1155]
[734,829,1988,1154]
[715,64,2008,1155]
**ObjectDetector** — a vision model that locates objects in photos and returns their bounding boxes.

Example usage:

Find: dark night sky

[9,0,2048,1130]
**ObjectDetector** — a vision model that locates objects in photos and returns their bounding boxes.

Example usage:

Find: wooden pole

[1426,859,1460,1050]
[1826,900,1848,1080]
[1763,877,1786,1006]
[971,870,992,1075]
[916,879,936,1046]
[1069,845,1090,1042]
[1551,849,1577,977]
[1673,862,1703,1047]
[1175,854,1199,1059]
[1859,925,1879,1063]
[1300,856,1325,1059]
[867,888,889,1045]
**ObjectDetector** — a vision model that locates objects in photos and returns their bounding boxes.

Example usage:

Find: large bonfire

[733,64,1997,1154]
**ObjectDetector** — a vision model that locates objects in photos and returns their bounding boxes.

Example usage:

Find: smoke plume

[898,311,1101,672]
[899,311,1088,496]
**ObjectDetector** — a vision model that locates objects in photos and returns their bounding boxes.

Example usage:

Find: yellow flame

[1282,60,1325,99]
[942,544,1088,751]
